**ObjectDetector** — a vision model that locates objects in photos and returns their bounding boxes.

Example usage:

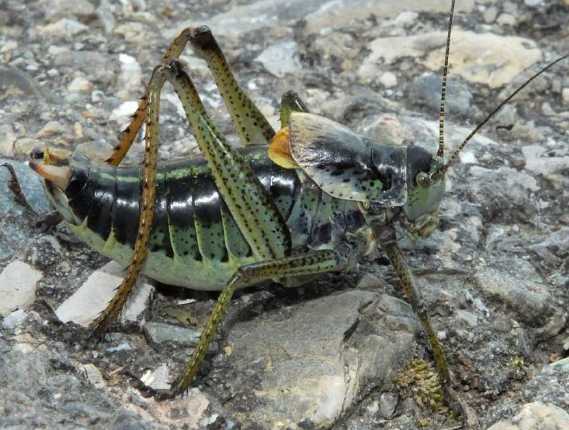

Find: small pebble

[0,261,42,316]
[109,101,139,123]
[2,309,27,329]
[141,364,171,391]
[144,321,200,347]
[55,261,154,326]
[379,71,397,88]
[39,18,89,38]
[562,88,569,105]
[35,121,66,138]
[67,76,93,93]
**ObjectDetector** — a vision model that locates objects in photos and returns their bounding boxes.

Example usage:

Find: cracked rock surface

[1,0,568,429]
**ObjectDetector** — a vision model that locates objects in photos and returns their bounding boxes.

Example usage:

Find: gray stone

[0,124,17,157]
[0,340,162,430]
[96,0,116,34]
[379,392,399,418]
[80,363,106,389]
[0,261,43,316]
[166,0,474,39]
[255,41,302,78]
[483,6,498,23]
[222,290,418,428]
[523,358,569,410]
[468,166,540,222]
[409,73,473,117]
[473,266,554,327]
[0,159,53,261]
[143,322,200,347]
[487,402,569,430]
[0,65,50,100]
[522,145,569,177]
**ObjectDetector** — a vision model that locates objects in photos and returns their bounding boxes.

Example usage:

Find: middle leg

[149,248,347,398]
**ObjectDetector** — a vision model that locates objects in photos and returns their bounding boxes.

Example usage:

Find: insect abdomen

[63,149,300,290]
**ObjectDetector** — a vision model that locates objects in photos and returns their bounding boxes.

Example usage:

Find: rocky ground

[1,0,569,429]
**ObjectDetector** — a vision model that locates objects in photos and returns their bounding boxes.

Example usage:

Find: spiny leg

[166,61,289,260]
[375,225,479,428]
[91,59,288,337]
[187,26,275,145]
[106,95,148,166]
[106,25,275,168]
[104,24,208,167]
[148,249,346,399]
[89,66,167,336]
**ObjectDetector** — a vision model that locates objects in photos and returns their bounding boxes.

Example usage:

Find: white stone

[117,54,143,100]
[496,13,517,26]
[487,402,569,430]
[256,41,302,78]
[55,261,154,327]
[39,18,89,38]
[140,364,171,391]
[359,29,542,88]
[393,11,419,27]
[562,88,569,105]
[109,100,139,123]
[0,261,43,316]
[67,76,93,93]
[2,309,27,329]
[379,71,397,88]
[460,151,478,164]
[81,363,106,389]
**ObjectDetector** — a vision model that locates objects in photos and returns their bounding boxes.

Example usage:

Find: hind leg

[106,26,275,166]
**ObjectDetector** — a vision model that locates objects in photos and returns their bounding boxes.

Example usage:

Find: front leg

[375,225,479,428]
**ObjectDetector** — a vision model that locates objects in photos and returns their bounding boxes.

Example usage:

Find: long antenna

[432,52,569,179]
[437,0,456,158]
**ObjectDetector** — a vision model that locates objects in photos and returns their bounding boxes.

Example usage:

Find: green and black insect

[12,0,567,427]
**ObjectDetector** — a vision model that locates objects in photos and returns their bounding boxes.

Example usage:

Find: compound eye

[415,172,431,188]
[30,147,44,160]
